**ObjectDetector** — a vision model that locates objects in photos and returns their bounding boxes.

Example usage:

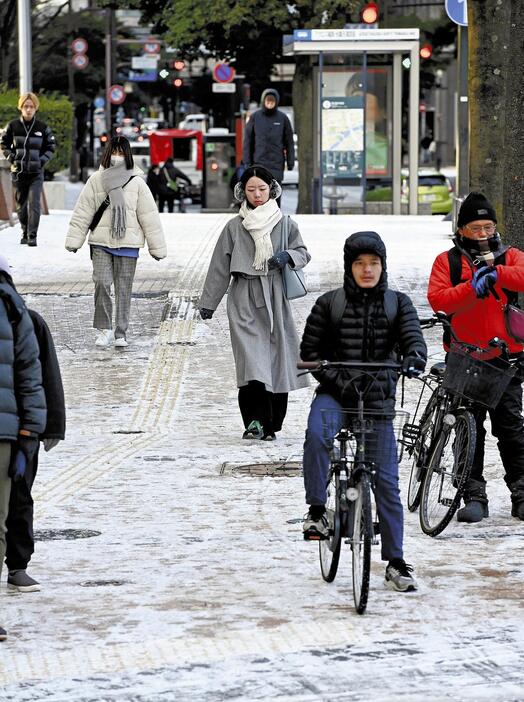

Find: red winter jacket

[427,247,524,355]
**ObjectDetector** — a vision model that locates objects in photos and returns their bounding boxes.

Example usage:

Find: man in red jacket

[428,192,524,523]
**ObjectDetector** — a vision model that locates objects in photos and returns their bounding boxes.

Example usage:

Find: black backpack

[328,287,400,330]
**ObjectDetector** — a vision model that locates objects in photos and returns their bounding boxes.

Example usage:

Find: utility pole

[67,0,79,181]
[18,0,32,93]
[456,25,469,196]
[105,6,115,136]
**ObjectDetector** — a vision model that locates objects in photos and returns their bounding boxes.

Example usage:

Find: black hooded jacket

[242,89,295,182]
[300,231,427,412]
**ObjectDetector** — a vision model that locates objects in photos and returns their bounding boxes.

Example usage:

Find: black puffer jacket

[1,117,56,175]
[301,231,427,412]
[0,279,47,440]
[242,89,295,182]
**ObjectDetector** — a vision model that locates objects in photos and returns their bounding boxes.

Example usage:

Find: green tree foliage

[0,89,73,177]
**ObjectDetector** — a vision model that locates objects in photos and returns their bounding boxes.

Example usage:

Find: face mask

[111,155,125,166]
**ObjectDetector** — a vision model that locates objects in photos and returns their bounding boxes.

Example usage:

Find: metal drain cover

[220,461,302,477]
[80,580,127,588]
[35,529,101,541]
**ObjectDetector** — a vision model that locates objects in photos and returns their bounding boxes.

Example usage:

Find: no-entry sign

[212,63,236,83]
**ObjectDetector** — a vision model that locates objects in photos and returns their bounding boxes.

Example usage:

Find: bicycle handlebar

[297,360,402,371]
[419,311,511,360]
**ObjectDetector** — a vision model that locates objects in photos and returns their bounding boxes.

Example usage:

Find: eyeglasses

[465,224,496,235]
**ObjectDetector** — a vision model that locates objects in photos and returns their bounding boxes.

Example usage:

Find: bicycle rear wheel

[351,472,372,614]
[407,388,440,512]
[420,409,476,536]
[319,469,342,582]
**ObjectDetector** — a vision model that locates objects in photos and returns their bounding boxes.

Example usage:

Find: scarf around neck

[456,233,507,267]
[239,198,282,272]
[100,161,133,239]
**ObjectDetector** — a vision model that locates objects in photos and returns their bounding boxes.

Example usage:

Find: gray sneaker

[8,570,41,592]
[303,510,329,540]
[384,559,417,592]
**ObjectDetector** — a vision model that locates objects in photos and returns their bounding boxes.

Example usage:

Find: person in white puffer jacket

[65,136,167,348]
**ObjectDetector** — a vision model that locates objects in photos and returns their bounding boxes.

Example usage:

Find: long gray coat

[200,215,310,393]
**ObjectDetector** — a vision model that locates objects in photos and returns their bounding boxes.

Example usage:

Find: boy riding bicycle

[300,231,427,592]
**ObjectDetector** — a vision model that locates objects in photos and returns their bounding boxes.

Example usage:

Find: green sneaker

[242,420,264,440]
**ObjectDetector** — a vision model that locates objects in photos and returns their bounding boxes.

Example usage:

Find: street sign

[109,84,126,105]
[445,0,468,27]
[293,27,419,41]
[144,39,161,54]
[94,97,105,108]
[71,37,88,54]
[212,62,236,83]
[72,53,89,70]
[128,71,157,83]
[132,56,158,70]
[212,83,236,93]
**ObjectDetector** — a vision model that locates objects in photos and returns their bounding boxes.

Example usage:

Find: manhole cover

[35,529,101,541]
[80,580,127,588]
[167,341,196,346]
[220,461,302,477]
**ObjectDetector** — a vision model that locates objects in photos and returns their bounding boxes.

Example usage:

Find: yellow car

[366,170,454,215]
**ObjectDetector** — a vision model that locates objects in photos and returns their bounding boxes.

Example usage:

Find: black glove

[402,355,426,378]
[267,251,292,270]
[199,308,214,320]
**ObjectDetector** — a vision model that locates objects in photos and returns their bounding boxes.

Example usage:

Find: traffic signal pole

[456,25,469,196]
[17,0,32,93]
[105,7,115,136]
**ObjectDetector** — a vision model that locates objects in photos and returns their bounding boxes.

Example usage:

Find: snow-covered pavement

[0,211,523,701]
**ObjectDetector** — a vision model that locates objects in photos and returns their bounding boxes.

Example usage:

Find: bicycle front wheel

[351,472,373,615]
[319,470,342,582]
[407,388,439,512]
[420,410,476,536]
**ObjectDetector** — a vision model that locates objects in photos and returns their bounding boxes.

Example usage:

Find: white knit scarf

[239,198,282,272]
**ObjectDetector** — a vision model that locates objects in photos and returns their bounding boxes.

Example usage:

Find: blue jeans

[302,393,404,561]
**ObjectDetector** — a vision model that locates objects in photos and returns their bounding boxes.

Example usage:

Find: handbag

[504,304,524,344]
[279,215,307,300]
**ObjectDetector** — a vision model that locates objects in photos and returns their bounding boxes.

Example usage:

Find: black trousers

[13,172,43,239]
[238,381,288,434]
[158,194,175,213]
[5,445,39,571]
[469,376,524,489]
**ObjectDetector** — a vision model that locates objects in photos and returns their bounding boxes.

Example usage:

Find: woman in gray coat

[199,165,310,440]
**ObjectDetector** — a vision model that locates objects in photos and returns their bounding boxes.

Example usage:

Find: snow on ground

[0,210,523,701]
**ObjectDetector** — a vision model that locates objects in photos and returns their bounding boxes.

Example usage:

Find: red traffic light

[173,60,185,71]
[420,44,433,59]
[173,78,183,88]
[361,2,379,24]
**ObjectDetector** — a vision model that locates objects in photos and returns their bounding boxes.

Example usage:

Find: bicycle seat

[429,361,446,377]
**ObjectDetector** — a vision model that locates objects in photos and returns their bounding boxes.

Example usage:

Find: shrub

[0,88,73,178]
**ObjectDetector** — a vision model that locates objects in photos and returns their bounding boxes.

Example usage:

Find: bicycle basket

[442,346,516,409]
[320,409,410,464]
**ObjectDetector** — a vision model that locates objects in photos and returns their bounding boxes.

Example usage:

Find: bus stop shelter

[283,28,420,214]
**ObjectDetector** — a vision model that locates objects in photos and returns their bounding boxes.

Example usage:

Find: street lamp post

[18,0,32,93]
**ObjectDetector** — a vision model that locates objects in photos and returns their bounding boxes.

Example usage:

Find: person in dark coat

[159,158,192,212]
[5,308,65,593]
[0,92,56,246]
[146,165,161,205]
[300,232,426,593]
[242,89,295,187]
[0,254,46,640]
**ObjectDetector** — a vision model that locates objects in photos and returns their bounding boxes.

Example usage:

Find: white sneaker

[95,329,115,347]
[114,337,128,348]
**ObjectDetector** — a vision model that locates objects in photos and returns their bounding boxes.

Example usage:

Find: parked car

[365,169,453,214]
[116,118,140,141]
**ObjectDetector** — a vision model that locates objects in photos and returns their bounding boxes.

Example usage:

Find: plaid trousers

[91,247,137,339]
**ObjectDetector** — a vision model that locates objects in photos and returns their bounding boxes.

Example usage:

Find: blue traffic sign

[445,0,468,27]
[94,97,105,108]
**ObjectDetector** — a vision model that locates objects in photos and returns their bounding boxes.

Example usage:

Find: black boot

[457,480,489,523]
[27,235,37,247]
[510,481,524,520]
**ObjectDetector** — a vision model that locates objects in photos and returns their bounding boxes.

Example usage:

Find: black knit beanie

[457,192,497,228]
